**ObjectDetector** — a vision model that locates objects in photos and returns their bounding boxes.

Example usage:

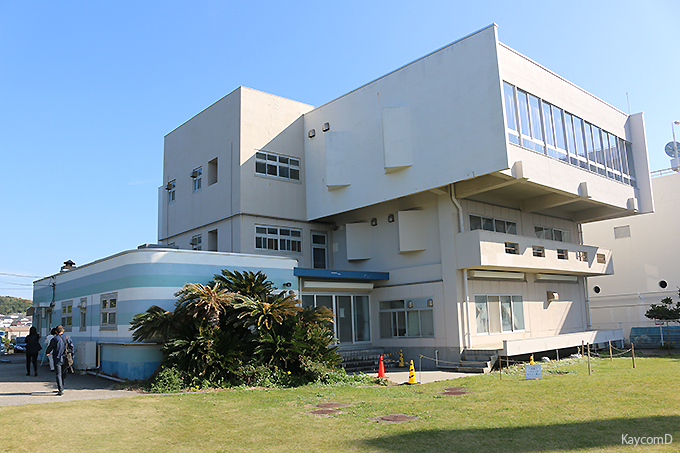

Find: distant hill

[0,296,32,315]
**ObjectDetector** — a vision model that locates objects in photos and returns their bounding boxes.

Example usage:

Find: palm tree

[130,305,178,342]
[212,270,274,301]
[233,291,301,331]
[175,282,239,328]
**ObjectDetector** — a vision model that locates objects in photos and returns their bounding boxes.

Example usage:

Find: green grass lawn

[1,355,679,452]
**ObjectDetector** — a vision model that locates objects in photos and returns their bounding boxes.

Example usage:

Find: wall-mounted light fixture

[190,170,199,179]
[547,291,559,302]
[387,214,395,223]
[371,218,378,226]
[165,182,174,191]
[283,282,292,288]
[406,300,413,308]
[308,129,316,138]
[427,299,434,307]
[322,122,330,132]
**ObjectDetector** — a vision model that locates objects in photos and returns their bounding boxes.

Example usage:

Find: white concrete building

[582,171,680,343]
[158,25,652,367]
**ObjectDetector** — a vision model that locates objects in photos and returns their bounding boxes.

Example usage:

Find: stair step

[459,360,492,368]
[457,366,490,373]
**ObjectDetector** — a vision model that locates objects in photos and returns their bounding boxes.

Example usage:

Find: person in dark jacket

[24,326,41,377]
[45,325,73,396]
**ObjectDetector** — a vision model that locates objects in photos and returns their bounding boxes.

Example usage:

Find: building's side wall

[239,88,312,220]
[582,173,680,340]
[304,25,509,220]
[161,88,242,246]
[32,250,298,380]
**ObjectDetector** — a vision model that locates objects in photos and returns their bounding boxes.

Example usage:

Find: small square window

[533,246,545,257]
[596,253,606,264]
[505,242,520,255]
[557,249,568,260]
[578,251,588,262]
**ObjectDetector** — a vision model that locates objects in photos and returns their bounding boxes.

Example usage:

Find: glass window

[255,225,302,253]
[475,295,489,334]
[512,296,525,330]
[354,295,370,342]
[379,299,434,338]
[167,180,176,204]
[61,302,73,331]
[255,150,301,181]
[101,293,117,328]
[517,90,530,139]
[533,246,545,257]
[311,232,327,269]
[505,242,519,255]
[504,82,519,133]
[557,249,568,260]
[542,101,556,148]
[192,167,202,192]
[501,296,512,332]
[191,235,202,251]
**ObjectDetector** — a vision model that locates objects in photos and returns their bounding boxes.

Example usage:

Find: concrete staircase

[457,349,499,373]
[339,348,384,373]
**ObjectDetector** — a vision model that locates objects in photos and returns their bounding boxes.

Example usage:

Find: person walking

[24,326,41,377]
[43,328,56,371]
[45,325,73,396]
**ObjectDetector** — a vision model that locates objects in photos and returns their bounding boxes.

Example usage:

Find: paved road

[0,354,142,406]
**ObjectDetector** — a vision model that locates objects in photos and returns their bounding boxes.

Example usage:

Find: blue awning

[293,268,389,281]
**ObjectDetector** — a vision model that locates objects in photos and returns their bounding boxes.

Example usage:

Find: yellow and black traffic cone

[407,360,417,385]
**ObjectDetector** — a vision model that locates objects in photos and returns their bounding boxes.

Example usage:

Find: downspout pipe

[449,185,471,349]
[578,223,592,329]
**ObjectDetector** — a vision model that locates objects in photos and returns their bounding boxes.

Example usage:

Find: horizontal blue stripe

[34,262,296,304]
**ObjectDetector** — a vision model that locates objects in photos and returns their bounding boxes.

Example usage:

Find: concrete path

[0,354,142,407]
[382,369,470,384]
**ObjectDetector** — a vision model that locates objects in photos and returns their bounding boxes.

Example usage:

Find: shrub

[148,367,189,393]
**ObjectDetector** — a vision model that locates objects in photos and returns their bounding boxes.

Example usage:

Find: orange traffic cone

[378,353,386,378]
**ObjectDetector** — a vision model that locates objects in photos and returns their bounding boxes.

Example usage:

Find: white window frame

[79,297,87,332]
[191,167,202,192]
[255,225,302,253]
[311,231,328,269]
[61,301,73,332]
[167,180,176,204]
[100,293,117,330]
[474,294,525,335]
[255,150,300,181]
[469,215,517,235]
[301,294,372,344]
[378,299,434,339]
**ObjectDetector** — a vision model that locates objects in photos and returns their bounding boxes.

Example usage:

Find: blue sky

[1,1,679,300]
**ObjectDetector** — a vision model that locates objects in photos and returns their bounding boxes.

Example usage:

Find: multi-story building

[582,171,679,345]
[159,24,653,367]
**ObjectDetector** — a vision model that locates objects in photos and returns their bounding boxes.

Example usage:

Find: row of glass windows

[59,293,117,331]
[255,151,300,181]
[469,215,570,243]
[504,82,636,187]
[255,225,302,252]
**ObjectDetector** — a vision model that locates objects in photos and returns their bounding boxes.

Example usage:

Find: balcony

[455,229,612,276]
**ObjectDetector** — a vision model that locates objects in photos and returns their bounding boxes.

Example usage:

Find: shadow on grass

[359,416,679,452]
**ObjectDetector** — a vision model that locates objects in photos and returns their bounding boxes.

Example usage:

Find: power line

[0,272,43,279]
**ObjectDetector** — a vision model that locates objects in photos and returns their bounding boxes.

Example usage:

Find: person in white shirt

[44,328,56,371]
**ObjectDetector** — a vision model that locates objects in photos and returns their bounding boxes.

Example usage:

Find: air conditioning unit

[547,291,559,302]
[74,341,97,371]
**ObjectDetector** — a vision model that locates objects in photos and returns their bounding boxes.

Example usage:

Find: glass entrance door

[301,294,371,345]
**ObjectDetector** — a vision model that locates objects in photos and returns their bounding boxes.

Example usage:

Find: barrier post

[609,340,613,362]
[587,343,591,376]
[581,340,584,356]
[500,356,502,380]
[631,342,636,369]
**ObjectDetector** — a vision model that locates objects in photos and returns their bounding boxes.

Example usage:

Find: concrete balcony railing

[455,229,612,276]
